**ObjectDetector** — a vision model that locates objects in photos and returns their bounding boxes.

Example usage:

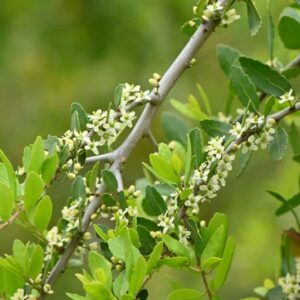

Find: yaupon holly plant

[1,1,300,300]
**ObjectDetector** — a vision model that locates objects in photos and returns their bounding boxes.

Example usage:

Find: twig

[0,207,24,230]
[43,0,232,292]
[282,54,300,73]
[145,130,158,150]
[201,271,212,300]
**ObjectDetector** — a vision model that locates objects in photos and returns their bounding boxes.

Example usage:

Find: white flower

[279,89,295,104]
[120,109,136,128]
[221,9,240,26]
[178,225,191,245]
[229,122,244,139]
[206,136,225,161]
[202,2,223,21]
[84,139,101,155]
[242,135,258,153]
[167,193,178,214]
[157,214,175,233]
[46,226,63,248]
[127,206,138,217]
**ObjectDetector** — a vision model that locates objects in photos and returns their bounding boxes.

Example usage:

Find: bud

[168,141,177,150]
[74,163,82,171]
[149,78,159,87]
[89,242,98,251]
[267,118,276,126]
[190,58,197,65]
[188,20,196,27]
[231,144,240,152]
[91,213,98,220]
[150,231,156,239]
[115,264,123,272]
[83,232,92,241]
[153,73,161,81]
[111,256,119,264]
[133,190,141,198]
[67,172,76,180]
[43,284,54,294]
[200,220,206,227]
[128,185,136,194]
[193,5,198,15]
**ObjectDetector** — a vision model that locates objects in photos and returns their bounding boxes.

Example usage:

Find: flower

[221,9,240,26]
[202,2,223,21]
[279,89,295,104]
[178,225,191,245]
[229,122,244,139]
[84,140,101,155]
[157,214,175,233]
[120,109,136,128]
[206,136,225,161]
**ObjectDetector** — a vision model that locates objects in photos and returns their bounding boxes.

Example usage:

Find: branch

[43,0,230,291]
[0,207,23,230]
[145,130,158,150]
[282,54,300,72]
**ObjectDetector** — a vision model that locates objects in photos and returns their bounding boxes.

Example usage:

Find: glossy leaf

[129,255,147,296]
[244,0,262,36]
[146,242,163,274]
[200,120,232,138]
[142,186,167,216]
[71,102,88,130]
[0,182,14,221]
[24,172,44,209]
[102,170,118,192]
[114,83,124,108]
[216,44,241,76]
[167,288,203,300]
[41,153,59,184]
[28,136,46,174]
[161,234,190,258]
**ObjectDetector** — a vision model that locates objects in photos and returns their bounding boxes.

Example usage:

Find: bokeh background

[0,0,299,299]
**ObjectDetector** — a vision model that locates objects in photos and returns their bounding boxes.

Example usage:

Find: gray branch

[43,0,231,292]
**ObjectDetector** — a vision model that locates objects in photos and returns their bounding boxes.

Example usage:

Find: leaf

[72,176,86,201]
[102,170,118,192]
[184,135,193,186]
[201,257,222,271]
[161,234,190,258]
[263,95,276,116]
[87,162,100,193]
[28,136,46,174]
[71,111,81,131]
[216,44,241,76]
[71,102,88,130]
[161,112,188,145]
[278,7,300,49]
[41,154,59,184]
[268,127,288,161]
[137,225,155,255]
[146,242,163,274]
[274,193,300,216]
[167,288,203,300]
[129,255,147,296]
[24,172,44,209]
[88,251,112,288]
[158,257,189,269]
[236,151,252,178]
[114,83,124,108]
[289,122,300,155]
[0,182,14,221]
[142,186,167,216]
[201,225,226,263]
[240,57,292,97]
[34,195,52,232]
[28,245,44,279]
[196,84,212,116]
[230,65,259,111]
[189,128,203,167]
[244,0,262,36]
[200,120,232,138]
[147,154,180,184]
[211,237,236,291]
[93,224,109,242]
[113,271,128,298]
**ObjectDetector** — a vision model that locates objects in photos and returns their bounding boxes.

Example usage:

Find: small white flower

[84,140,101,155]
[279,89,295,104]
[178,225,191,245]
[221,9,240,26]
[206,136,225,161]
[157,214,175,233]
[229,122,244,139]
[202,2,223,21]
[120,109,136,128]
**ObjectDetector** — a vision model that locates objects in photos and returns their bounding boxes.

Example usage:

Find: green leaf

[93,224,109,242]
[28,245,44,278]
[88,251,112,288]
[167,288,203,300]
[113,271,128,298]
[289,122,300,155]
[230,65,259,111]
[34,195,52,232]
[28,136,46,174]
[278,7,300,49]
[161,234,190,258]
[71,102,88,130]
[216,44,241,76]
[244,0,262,36]
[72,176,86,201]
[114,83,124,108]
[208,213,228,238]
[147,154,180,184]
[263,95,276,116]
[184,135,193,186]
[200,120,232,138]
[189,128,203,167]
[0,150,17,199]
[71,111,81,131]
[240,57,292,97]
[211,237,236,291]
[236,151,252,178]
[0,182,14,221]
[41,153,59,184]
[274,193,300,216]
[67,293,90,300]
[146,242,163,274]
[129,255,147,296]
[196,84,212,116]
[24,172,44,209]
[201,257,222,271]
[161,112,188,145]
[102,170,118,192]
[142,186,167,216]
[268,127,288,161]
[87,162,100,193]
[181,18,201,37]
[158,257,189,269]
[137,225,155,255]
[201,225,226,263]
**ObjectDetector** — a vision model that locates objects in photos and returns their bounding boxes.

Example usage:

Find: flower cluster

[279,89,297,105]
[11,289,37,300]
[279,258,300,300]
[202,2,223,22]
[221,9,240,26]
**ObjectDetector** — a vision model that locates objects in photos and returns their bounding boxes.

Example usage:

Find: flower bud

[128,185,136,194]
[149,78,159,87]
[153,73,161,81]
[89,242,98,251]
[83,232,92,241]
[67,172,76,180]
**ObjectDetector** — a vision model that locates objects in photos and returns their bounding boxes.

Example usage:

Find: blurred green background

[0,0,299,299]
